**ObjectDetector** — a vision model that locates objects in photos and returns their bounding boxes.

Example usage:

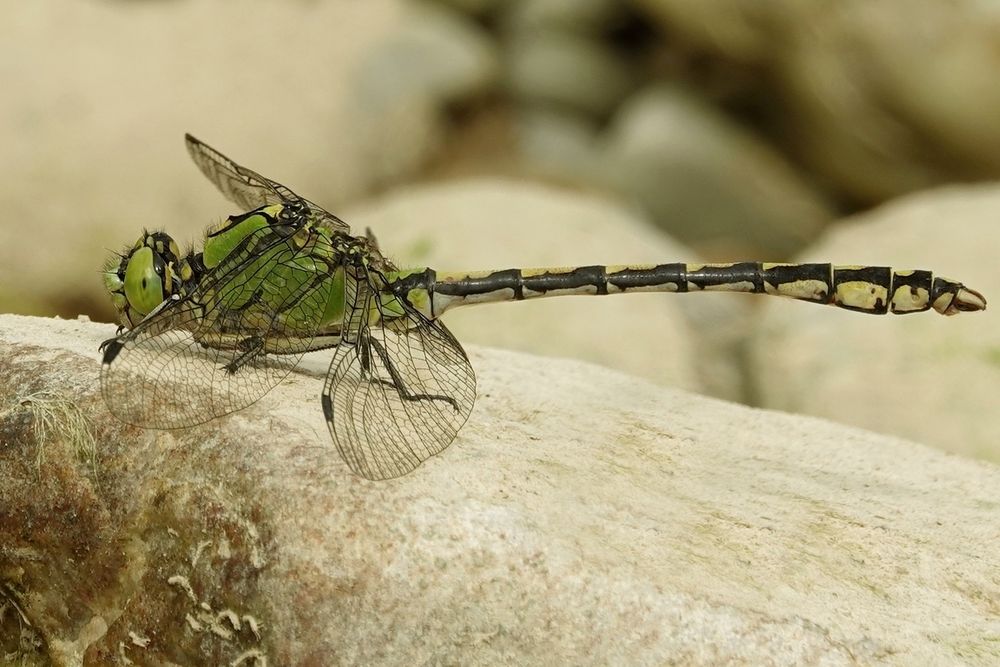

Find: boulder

[1,314,998,665]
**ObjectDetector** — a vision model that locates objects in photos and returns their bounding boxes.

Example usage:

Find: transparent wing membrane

[101,223,342,428]
[185,134,349,233]
[322,274,476,480]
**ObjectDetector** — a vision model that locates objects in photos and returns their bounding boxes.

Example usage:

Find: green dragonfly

[99,135,988,480]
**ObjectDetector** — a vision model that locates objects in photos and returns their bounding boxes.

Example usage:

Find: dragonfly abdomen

[390,263,985,318]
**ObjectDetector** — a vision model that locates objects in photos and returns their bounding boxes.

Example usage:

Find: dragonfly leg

[366,337,459,411]
[223,335,264,374]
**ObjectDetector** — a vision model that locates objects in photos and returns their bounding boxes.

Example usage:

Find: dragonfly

[99,134,988,480]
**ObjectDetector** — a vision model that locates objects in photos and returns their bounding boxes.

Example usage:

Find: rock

[778,4,1000,204]
[750,185,1000,462]
[432,0,505,18]
[0,0,497,322]
[628,0,1000,203]
[512,107,603,181]
[502,30,636,117]
[345,179,745,399]
[598,85,834,258]
[501,0,629,35]
[2,314,999,665]
[357,2,498,109]
[627,0,790,65]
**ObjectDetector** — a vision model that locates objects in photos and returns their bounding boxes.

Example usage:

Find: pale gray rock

[2,314,999,665]
[512,107,603,181]
[356,2,498,109]
[750,185,1000,462]
[598,85,834,257]
[345,179,750,400]
[628,0,1000,203]
[503,30,636,117]
[0,0,496,321]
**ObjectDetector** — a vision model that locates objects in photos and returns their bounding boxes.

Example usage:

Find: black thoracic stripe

[206,209,266,237]
[608,264,687,291]
[762,263,832,301]
[520,265,608,295]
[685,262,764,291]
[890,270,933,313]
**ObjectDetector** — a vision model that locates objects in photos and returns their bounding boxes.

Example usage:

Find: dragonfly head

[103,231,193,329]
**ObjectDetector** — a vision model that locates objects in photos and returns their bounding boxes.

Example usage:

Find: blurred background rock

[1,0,997,461]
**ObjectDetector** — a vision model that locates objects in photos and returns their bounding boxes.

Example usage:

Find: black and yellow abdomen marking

[389,263,986,319]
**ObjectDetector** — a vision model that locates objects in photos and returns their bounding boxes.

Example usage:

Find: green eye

[123,246,164,316]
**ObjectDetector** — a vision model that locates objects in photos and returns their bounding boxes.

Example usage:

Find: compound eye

[123,246,165,317]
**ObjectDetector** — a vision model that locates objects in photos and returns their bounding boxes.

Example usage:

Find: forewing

[185,134,349,233]
[322,281,476,480]
[101,223,341,429]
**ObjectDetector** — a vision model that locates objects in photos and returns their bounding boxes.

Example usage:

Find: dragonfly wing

[185,133,349,233]
[322,284,476,480]
[101,222,342,429]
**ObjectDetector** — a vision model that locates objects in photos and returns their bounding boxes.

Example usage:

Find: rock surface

[750,185,1000,462]
[2,314,999,665]
[0,0,496,320]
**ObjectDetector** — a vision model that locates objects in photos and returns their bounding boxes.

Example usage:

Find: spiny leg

[223,335,264,374]
[364,336,460,411]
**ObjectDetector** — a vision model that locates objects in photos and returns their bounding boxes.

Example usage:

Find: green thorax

[199,204,351,330]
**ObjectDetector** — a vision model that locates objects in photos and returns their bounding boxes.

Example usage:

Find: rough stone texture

[0,0,496,320]
[2,314,999,666]
[345,179,753,400]
[750,185,1000,462]
[598,84,834,258]
[629,0,1000,204]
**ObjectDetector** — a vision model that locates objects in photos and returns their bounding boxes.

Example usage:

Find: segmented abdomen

[391,262,982,317]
